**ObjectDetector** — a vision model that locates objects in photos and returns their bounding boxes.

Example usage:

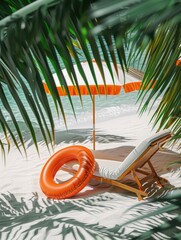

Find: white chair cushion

[93,129,171,179]
[64,130,171,180]
[94,159,123,179]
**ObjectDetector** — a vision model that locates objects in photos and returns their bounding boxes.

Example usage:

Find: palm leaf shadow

[113,189,181,239]
[0,149,180,239]
[1,188,181,239]
[0,192,122,240]
[4,120,132,148]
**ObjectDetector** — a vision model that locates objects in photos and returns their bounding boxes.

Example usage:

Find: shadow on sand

[4,121,132,148]
[0,157,181,240]
[0,140,181,239]
[0,192,125,240]
[54,128,132,145]
[0,186,181,239]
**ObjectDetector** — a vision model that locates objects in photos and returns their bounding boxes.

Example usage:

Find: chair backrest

[117,129,171,180]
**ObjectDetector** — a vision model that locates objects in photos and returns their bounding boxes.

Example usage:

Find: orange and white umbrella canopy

[43,61,142,96]
[43,61,142,149]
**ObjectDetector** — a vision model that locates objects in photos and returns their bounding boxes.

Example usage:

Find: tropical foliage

[88,0,181,148]
[0,0,180,154]
[0,1,181,239]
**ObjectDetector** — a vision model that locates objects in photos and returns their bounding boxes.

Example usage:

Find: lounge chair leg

[137,194,143,201]
[96,177,147,200]
[147,161,163,187]
[132,170,144,191]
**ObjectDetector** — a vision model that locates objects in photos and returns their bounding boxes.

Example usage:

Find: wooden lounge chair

[62,130,172,200]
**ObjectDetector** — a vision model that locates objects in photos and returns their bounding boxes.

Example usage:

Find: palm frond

[87,0,181,147]
[0,1,90,154]
[0,0,181,155]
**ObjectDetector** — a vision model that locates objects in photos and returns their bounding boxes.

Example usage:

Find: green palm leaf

[0,0,180,153]
[88,0,181,147]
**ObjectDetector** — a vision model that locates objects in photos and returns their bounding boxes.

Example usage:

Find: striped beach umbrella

[43,60,143,150]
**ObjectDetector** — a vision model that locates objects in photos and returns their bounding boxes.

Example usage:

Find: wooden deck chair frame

[62,131,172,200]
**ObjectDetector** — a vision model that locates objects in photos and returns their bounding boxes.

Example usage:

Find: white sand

[0,112,180,240]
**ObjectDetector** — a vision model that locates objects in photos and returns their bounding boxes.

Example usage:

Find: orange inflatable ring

[40,145,95,199]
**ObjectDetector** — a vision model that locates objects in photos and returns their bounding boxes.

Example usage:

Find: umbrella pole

[92,95,96,150]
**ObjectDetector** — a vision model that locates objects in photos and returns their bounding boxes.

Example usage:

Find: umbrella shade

[43,61,142,149]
